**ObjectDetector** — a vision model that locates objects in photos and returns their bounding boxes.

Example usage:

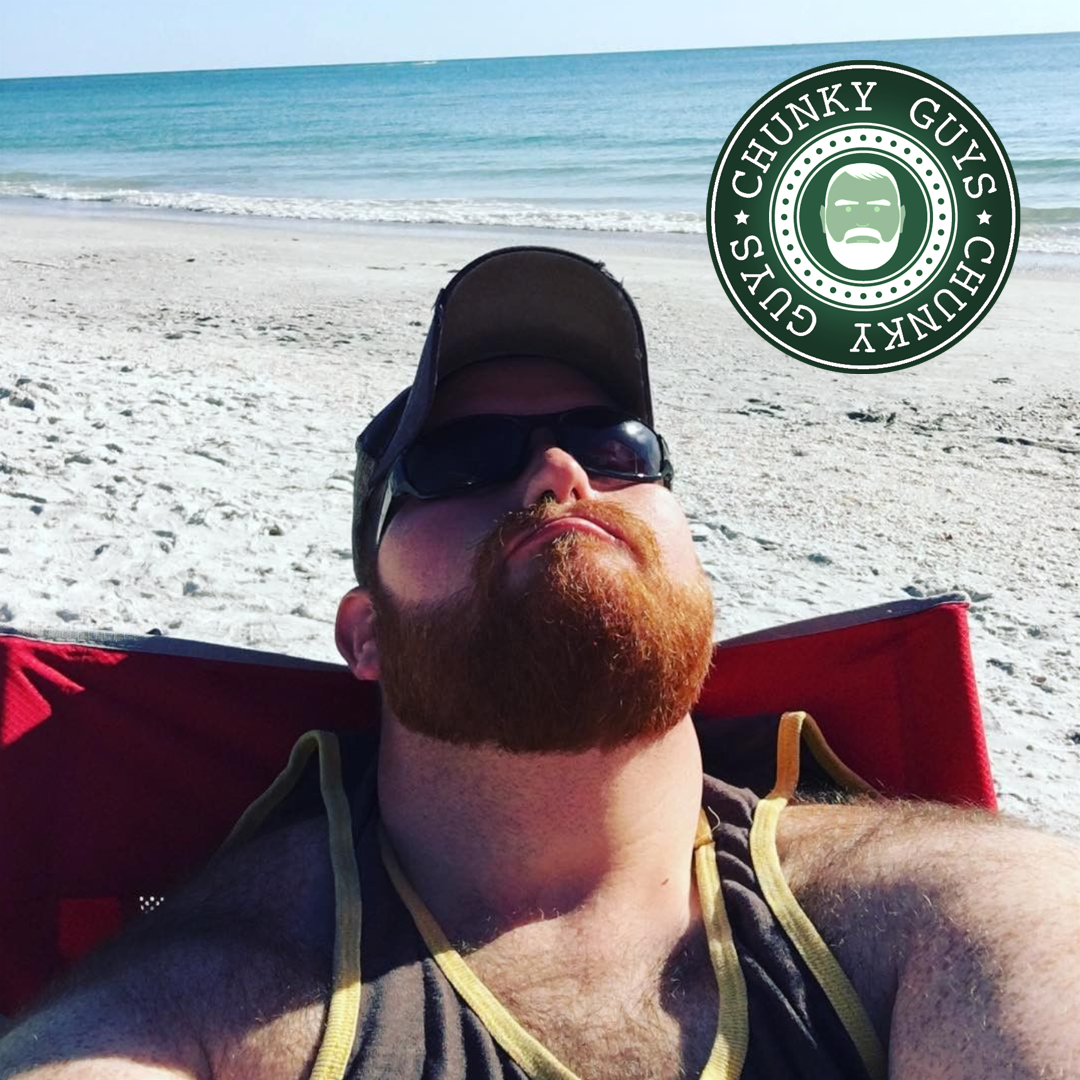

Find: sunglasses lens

[563,410,662,477]
[403,415,522,495]
[400,408,665,499]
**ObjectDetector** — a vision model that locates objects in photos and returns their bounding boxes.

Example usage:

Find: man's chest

[459,926,720,1080]
[212,934,718,1080]
[218,960,717,1080]
[497,978,718,1080]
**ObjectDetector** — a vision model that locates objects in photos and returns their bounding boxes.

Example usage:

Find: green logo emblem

[707,62,1018,372]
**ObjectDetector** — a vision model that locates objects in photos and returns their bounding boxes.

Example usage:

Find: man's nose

[518,440,594,508]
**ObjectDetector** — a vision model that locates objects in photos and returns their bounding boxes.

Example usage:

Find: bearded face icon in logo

[819,163,907,272]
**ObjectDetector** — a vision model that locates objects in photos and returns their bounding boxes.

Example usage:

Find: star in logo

[977,210,992,225]
[734,210,749,225]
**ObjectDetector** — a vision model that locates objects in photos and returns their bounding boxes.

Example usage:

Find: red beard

[372,498,715,753]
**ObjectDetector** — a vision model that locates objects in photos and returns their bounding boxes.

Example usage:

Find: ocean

[1,33,1077,253]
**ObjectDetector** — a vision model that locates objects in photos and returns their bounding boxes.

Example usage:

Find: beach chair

[0,592,994,1020]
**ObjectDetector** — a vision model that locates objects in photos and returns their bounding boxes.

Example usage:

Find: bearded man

[1,247,1078,1080]
[819,163,906,272]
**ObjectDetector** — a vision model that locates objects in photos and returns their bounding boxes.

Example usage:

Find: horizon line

[1,28,1076,83]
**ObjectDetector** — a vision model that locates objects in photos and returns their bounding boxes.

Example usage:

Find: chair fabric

[0,593,993,1016]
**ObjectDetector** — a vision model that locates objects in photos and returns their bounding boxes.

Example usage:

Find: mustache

[841,227,884,242]
[477,497,656,570]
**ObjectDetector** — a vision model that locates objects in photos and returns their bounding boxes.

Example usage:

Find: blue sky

[1,0,1076,78]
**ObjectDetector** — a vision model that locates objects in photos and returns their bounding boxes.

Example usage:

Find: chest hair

[463,919,719,1080]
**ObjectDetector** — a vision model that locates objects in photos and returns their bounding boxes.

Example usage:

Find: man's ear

[335,587,380,681]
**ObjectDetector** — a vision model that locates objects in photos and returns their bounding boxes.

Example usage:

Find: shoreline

[3,196,1077,276]
[0,196,704,253]
[1,203,1077,834]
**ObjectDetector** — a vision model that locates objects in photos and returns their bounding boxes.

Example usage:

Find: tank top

[221,711,886,1080]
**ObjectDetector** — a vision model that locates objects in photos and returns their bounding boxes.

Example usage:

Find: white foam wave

[0,181,705,235]
[1016,224,1080,255]
[3,181,1079,251]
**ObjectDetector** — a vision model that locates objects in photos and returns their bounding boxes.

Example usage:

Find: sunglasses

[381,405,673,524]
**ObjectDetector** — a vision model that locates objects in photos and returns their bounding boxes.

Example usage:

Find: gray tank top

[223,712,885,1080]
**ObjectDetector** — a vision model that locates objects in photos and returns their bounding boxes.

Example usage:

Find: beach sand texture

[1,204,1077,833]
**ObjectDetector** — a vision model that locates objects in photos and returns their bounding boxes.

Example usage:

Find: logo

[706,62,1018,372]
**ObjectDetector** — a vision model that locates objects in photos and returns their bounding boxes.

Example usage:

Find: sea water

[1,33,1077,253]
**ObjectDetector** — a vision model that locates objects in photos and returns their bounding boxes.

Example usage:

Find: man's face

[820,168,905,271]
[369,358,715,753]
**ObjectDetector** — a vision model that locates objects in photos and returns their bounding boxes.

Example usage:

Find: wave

[2,180,1079,250]
[1019,206,1080,254]
[1012,158,1080,174]
[0,181,705,234]
[1022,206,1080,224]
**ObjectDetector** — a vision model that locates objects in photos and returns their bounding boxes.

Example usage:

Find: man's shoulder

[775,796,1072,890]
[776,798,1080,1058]
[179,811,336,951]
[0,813,337,1077]
[774,797,1054,956]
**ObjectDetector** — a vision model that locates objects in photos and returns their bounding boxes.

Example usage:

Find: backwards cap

[351,245,654,585]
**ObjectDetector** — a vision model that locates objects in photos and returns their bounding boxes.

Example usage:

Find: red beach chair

[0,592,993,1019]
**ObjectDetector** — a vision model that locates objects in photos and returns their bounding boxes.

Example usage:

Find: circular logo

[706,62,1018,372]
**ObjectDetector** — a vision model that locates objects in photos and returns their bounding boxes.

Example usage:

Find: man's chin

[826,235,898,272]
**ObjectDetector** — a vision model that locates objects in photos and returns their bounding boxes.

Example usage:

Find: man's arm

[0,937,303,1079]
[779,800,1080,1079]
[0,815,334,1080]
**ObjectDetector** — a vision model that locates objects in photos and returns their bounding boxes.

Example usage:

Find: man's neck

[376,714,704,950]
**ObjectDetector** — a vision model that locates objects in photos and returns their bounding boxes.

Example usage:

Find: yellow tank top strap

[215,731,362,1080]
[378,824,581,1080]
[748,711,887,1080]
[694,808,750,1080]
[309,733,363,1080]
[379,808,749,1080]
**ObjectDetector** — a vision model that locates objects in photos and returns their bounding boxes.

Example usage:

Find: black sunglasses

[376,406,673,538]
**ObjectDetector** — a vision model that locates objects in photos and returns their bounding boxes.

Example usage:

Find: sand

[1,200,1077,834]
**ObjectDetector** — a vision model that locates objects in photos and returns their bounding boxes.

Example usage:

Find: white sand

[1,200,1077,834]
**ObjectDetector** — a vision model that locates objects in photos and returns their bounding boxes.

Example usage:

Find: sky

[1,0,1077,79]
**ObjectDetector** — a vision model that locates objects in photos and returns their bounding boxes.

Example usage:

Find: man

[819,163,906,272]
[1,247,1077,1079]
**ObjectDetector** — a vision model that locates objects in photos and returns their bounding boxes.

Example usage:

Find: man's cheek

[648,515,701,583]
[380,515,469,601]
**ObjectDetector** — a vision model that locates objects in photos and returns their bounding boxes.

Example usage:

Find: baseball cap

[351,245,655,585]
